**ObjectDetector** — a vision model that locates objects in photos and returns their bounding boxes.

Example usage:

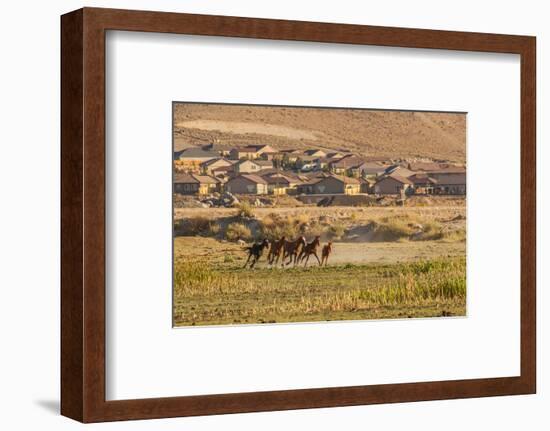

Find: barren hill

[173,103,466,163]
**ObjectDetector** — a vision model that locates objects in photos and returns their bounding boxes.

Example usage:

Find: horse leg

[250,255,258,269]
[304,254,310,267]
[313,252,321,266]
[243,253,252,268]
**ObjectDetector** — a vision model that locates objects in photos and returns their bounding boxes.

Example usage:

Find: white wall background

[0,0,546,429]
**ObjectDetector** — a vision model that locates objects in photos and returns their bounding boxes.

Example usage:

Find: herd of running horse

[243,236,333,269]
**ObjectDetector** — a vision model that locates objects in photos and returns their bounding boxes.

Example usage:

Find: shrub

[208,222,221,236]
[236,202,255,218]
[176,216,213,236]
[259,213,307,241]
[327,223,346,240]
[225,222,252,241]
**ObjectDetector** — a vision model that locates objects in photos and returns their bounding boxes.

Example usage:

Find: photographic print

[173,103,466,327]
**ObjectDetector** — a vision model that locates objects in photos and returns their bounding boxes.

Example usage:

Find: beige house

[358,162,388,178]
[229,144,276,160]
[428,171,466,195]
[374,175,413,195]
[200,157,234,174]
[174,173,220,195]
[329,155,365,176]
[234,159,263,174]
[408,173,438,195]
[304,149,327,158]
[225,174,268,195]
[299,174,360,195]
[280,149,302,163]
[263,173,298,195]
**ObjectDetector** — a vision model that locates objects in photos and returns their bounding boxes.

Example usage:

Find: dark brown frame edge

[61,7,536,423]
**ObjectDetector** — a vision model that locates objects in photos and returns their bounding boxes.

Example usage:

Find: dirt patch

[176,119,320,141]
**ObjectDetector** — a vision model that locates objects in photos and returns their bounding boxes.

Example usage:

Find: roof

[385,165,415,177]
[263,174,294,185]
[317,174,361,185]
[304,149,326,156]
[409,162,465,173]
[174,173,219,184]
[236,159,261,166]
[200,157,233,167]
[177,147,219,159]
[174,173,198,184]
[193,175,219,184]
[325,152,345,158]
[430,173,466,185]
[377,174,413,185]
[298,155,322,162]
[255,160,274,166]
[408,173,438,184]
[229,174,268,185]
[231,146,259,153]
[211,165,235,173]
[201,143,231,152]
[427,168,466,175]
[330,157,365,169]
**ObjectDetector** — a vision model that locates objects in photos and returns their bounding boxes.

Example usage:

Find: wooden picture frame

[61,7,536,423]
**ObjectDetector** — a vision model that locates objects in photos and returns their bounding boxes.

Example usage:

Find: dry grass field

[173,202,466,326]
[173,104,466,162]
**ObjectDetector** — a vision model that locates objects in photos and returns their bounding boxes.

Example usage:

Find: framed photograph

[61,7,536,422]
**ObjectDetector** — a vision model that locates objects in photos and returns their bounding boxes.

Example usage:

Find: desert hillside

[173,103,466,163]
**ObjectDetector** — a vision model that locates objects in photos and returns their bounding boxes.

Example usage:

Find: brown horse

[268,236,286,266]
[282,236,306,266]
[299,236,321,267]
[321,241,333,266]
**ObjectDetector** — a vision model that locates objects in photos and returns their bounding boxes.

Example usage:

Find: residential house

[229,146,259,160]
[201,143,231,156]
[359,177,373,194]
[174,147,219,172]
[255,160,274,170]
[263,173,297,195]
[329,155,365,176]
[175,147,219,162]
[325,151,346,159]
[210,165,234,183]
[358,162,389,178]
[374,174,413,195]
[298,174,361,195]
[427,170,466,195]
[279,149,303,164]
[200,157,234,174]
[304,149,327,158]
[296,155,322,171]
[225,174,269,195]
[384,165,415,178]
[173,173,220,195]
[408,173,438,195]
[234,159,264,174]
[229,144,276,160]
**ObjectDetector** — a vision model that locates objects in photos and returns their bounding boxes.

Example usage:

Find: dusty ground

[174,236,465,267]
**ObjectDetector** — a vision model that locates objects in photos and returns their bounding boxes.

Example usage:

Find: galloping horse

[299,236,321,267]
[267,236,286,266]
[243,239,270,269]
[282,236,306,266]
[321,241,333,266]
